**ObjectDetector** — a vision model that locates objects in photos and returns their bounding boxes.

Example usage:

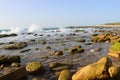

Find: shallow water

[0,27,120,80]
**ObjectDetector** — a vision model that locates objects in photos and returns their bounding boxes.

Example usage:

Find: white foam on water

[28,24,43,33]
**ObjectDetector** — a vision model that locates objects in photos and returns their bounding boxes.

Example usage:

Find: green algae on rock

[26,62,45,75]
[3,42,27,49]
[0,55,21,65]
[109,42,120,53]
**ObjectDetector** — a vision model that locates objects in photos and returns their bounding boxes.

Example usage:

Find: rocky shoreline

[0,27,120,80]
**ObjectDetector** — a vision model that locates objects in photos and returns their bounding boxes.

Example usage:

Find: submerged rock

[3,42,27,49]
[39,40,46,44]
[50,62,71,71]
[72,57,120,80]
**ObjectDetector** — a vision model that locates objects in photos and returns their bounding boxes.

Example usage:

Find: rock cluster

[72,57,120,80]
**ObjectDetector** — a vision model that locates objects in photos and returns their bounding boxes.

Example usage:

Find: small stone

[11,62,20,67]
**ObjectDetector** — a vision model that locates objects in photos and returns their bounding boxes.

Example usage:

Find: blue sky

[0,0,120,28]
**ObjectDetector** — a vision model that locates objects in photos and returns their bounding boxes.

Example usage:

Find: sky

[0,0,120,28]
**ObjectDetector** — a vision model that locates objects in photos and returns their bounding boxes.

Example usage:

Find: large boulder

[108,42,120,58]
[72,57,120,80]
[26,62,45,75]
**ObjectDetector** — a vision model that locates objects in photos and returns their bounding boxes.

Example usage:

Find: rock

[0,67,27,80]
[3,42,27,49]
[90,48,101,52]
[54,50,63,56]
[44,46,51,50]
[52,66,70,71]
[67,48,78,54]
[11,62,20,67]
[32,77,40,80]
[26,62,45,75]
[50,62,71,71]
[0,33,17,38]
[108,66,120,77]
[75,38,86,42]
[108,52,120,58]
[58,69,72,80]
[20,49,31,53]
[39,40,46,44]
[0,55,21,65]
[67,45,84,55]
[72,57,115,80]
[108,42,120,58]
[109,42,120,53]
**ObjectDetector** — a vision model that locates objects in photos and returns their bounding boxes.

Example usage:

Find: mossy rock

[0,33,17,38]
[39,40,46,44]
[26,62,45,75]
[109,42,120,53]
[0,55,21,65]
[3,42,27,49]
[9,33,17,36]
[58,69,72,80]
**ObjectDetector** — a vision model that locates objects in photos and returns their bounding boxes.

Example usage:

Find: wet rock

[54,50,63,56]
[44,46,51,50]
[108,66,120,78]
[67,45,84,55]
[39,40,46,44]
[72,57,120,80]
[26,62,45,75]
[0,67,27,80]
[58,69,72,80]
[3,42,27,49]
[20,49,31,53]
[84,42,92,45]
[52,66,70,71]
[0,33,17,38]
[108,42,120,58]
[90,48,101,52]
[91,33,120,43]
[50,62,71,71]
[11,62,20,67]
[0,55,21,65]
[75,38,86,42]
